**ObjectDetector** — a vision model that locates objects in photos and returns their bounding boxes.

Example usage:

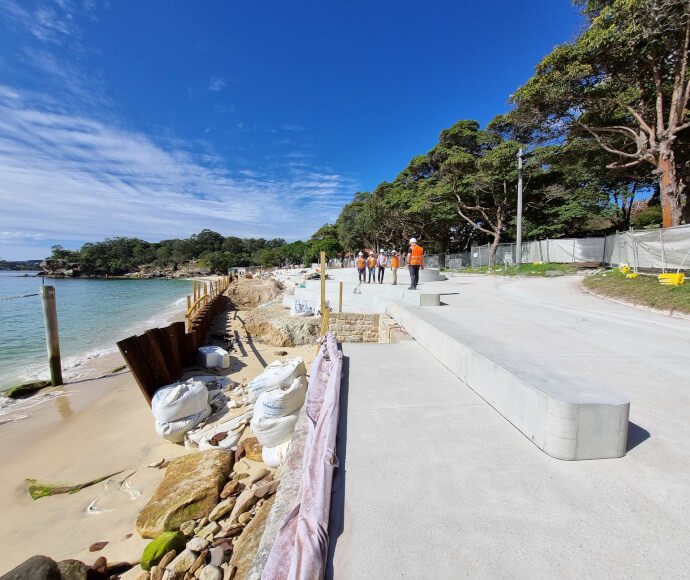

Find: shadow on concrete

[326,353,349,580]
[627,421,651,452]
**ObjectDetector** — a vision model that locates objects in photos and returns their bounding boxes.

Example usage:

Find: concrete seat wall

[386,301,630,460]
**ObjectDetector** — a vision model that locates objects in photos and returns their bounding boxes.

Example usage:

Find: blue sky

[0,0,581,260]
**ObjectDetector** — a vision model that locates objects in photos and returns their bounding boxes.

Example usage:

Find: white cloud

[208,77,226,92]
[0,95,356,257]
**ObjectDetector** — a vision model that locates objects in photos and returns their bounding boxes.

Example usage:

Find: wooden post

[339,281,343,313]
[320,251,326,315]
[40,286,63,386]
[317,307,331,354]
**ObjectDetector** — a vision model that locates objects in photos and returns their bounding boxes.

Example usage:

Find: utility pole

[40,285,63,386]
[516,147,524,267]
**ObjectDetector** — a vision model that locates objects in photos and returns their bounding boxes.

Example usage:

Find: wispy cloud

[208,76,226,92]
[0,91,356,252]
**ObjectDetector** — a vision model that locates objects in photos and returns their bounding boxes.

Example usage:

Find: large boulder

[0,555,60,580]
[140,531,187,571]
[136,451,233,539]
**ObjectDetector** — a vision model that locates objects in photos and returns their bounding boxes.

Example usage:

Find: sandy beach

[0,276,313,573]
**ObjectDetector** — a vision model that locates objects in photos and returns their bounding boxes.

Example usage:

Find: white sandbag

[198,427,243,451]
[251,408,300,448]
[198,346,230,369]
[248,357,306,403]
[187,409,253,446]
[254,375,307,418]
[152,380,209,424]
[290,300,313,317]
[262,441,291,468]
[155,404,212,443]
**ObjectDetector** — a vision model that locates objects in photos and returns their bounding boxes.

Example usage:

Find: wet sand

[0,281,314,572]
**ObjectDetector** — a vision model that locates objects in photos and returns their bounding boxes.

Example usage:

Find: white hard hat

[380,249,384,253]
[358,252,363,256]
[410,237,417,244]
[392,250,397,254]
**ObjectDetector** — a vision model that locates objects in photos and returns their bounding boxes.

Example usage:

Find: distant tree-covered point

[0,260,43,271]
[43,229,342,276]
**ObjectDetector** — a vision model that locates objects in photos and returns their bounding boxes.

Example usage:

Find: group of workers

[355,237,424,290]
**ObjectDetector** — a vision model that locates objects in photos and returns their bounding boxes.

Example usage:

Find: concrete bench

[386,301,630,460]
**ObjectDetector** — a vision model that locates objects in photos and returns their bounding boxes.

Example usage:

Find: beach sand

[0,281,315,572]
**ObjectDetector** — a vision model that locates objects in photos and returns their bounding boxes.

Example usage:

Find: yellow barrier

[658,273,685,286]
[626,273,638,279]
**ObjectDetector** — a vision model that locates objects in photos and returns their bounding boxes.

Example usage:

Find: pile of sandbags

[249,358,307,458]
[198,346,230,368]
[152,380,211,443]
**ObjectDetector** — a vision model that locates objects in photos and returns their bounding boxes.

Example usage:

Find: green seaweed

[109,365,127,374]
[27,470,124,500]
[4,380,51,399]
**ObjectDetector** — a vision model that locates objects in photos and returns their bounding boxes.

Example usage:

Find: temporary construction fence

[424,224,690,272]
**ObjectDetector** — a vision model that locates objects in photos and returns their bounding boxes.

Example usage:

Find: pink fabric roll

[262,333,343,580]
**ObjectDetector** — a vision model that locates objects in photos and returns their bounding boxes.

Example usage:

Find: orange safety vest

[409,245,423,266]
[367,256,376,267]
[391,256,399,268]
[356,257,365,268]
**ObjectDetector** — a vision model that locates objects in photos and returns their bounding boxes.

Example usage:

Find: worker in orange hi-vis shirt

[366,252,377,283]
[390,250,400,285]
[355,252,366,283]
[406,237,424,290]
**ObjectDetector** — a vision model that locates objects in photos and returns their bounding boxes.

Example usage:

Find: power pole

[40,285,63,386]
[516,147,524,267]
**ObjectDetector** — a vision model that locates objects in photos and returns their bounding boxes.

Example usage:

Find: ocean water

[0,272,193,389]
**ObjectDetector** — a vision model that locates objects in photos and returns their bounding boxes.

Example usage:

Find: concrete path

[329,275,690,578]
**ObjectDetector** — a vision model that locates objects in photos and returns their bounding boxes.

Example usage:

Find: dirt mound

[242,303,320,347]
[228,277,284,309]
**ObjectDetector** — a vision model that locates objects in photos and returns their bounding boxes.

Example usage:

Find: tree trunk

[438,238,448,270]
[488,232,501,266]
[658,147,683,227]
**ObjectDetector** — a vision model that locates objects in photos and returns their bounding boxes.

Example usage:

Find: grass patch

[583,270,690,314]
[444,262,578,277]
[3,380,51,399]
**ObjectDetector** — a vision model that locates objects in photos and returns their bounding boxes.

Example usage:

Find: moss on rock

[141,530,187,571]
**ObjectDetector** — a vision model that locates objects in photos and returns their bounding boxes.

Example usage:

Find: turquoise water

[0,272,192,389]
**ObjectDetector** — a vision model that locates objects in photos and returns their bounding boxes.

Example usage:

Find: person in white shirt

[377,249,387,284]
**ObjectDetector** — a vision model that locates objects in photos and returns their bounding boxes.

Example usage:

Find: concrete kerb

[385,301,630,460]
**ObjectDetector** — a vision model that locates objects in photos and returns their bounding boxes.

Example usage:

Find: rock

[189,550,209,575]
[232,472,249,481]
[1,555,61,580]
[208,546,225,567]
[180,520,196,536]
[234,443,245,464]
[242,437,263,461]
[162,571,183,580]
[186,537,210,552]
[136,451,234,538]
[197,521,221,540]
[168,549,197,573]
[89,541,109,552]
[215,526,243,540]
[91,557,107,574]
[247,468,269,485]
[238,512,253,525]
[253,479,280,499]
[274,351,288,356]
[199,565,223,580]
[198,517,209,529]
[229,496,275,579]
[141,531,187,571]
[159,550,178,569]
[208,497,236,522]
[222,565,237,580]
[151,566,164,580]
[223,489,259,527]
[219,481,240,499]
[56,559,88,580]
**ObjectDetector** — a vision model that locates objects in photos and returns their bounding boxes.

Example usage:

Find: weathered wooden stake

[40,285,63,386]
[320,251,326,316]
[339,281,343,313]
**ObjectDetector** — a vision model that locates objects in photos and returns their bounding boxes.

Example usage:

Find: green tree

[512,0,690,225]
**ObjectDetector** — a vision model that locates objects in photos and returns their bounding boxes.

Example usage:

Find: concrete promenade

[328,274,690,578]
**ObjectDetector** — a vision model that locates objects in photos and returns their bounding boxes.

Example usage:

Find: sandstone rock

[159,550,178,569]
[197,521,221,540]
[199,565,223,580]
[2,555,61,580]
[222,565,237,580]
[209,497,236,522]
[168,549,197,573]
[56,559,88,580]
[180,520,196,536]
[229,495,275,579]
[224,489,259,527]
[141,531,187,570]
[234,443,245,464]
[247,467,269,485]
[189,550,209,575]
[186,537,210,552]
[253,480,279,499]
[151,566,164,580]
[237,512,252,525]
[219,480,240,499]
[242,437,263,461]
[91,557,107,575]
[208,546,225,567]
[232,472,249,481]
[136,451,234,539]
